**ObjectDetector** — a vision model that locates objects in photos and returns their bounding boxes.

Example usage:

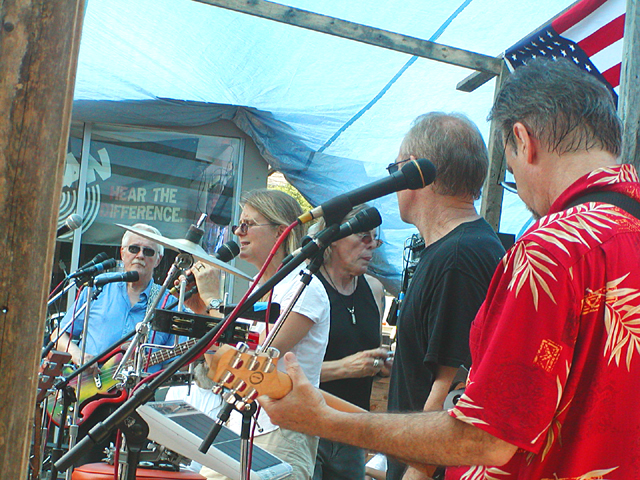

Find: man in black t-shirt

[387,113,505,480]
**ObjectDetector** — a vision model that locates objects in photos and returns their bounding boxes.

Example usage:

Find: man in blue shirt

[53,223,176,464]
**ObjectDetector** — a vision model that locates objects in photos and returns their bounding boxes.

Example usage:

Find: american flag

[505,0,626,102]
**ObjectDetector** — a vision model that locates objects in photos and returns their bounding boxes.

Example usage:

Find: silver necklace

[322,267,357,324]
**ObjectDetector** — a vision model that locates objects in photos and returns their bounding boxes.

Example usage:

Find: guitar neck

[143,338,199,367]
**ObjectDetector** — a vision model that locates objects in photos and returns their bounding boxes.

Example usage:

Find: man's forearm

[309,409,515,468]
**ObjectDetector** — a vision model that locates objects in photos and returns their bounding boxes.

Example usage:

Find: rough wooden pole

[618,0,640,169]
[0,1,85,478]
[480,60,510,231]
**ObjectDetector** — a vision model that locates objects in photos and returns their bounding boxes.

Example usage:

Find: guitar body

[46,353,125,427]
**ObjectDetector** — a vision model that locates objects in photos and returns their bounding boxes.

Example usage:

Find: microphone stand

[45,331,135,480]
[54,223,341,473]
[197,250,327,480]
[65,279,96,480]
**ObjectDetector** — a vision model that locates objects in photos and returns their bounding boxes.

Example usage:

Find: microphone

[56,214,83,237]
[77,252,109,272]
[68,258,117,279]
[94,271,140,287]
[169,240,240,296]
[282,207,382,265]
[298,158,436,224]
[214,240,240,263]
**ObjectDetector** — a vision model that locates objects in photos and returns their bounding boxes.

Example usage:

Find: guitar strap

[146,282,162,317]
[565,190,640,220]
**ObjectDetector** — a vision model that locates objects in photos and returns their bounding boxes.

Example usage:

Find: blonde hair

[241,189,306,256]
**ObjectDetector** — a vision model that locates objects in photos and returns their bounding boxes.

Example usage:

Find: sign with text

[60,127,241,252]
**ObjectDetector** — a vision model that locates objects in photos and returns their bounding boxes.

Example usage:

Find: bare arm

[264,311,314,355]
[260,353,517,469]
[51,329,87,366]
[402,365,460,480]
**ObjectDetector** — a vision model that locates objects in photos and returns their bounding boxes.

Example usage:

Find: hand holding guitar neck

[205,343,366,414]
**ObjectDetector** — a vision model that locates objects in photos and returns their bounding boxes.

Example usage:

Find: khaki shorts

[200,427,319,480]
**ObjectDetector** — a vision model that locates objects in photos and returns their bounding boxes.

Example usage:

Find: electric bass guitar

[46,330,257,427]
[206,343,366,413]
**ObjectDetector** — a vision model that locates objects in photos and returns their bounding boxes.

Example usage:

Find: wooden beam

[456,69,498,92]
[480,60,510,230]
[618,0,640,169]
[0,1,85,478]
[193,0,503,74]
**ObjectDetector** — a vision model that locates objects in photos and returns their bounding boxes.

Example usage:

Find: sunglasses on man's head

[386,158,411,174]
[126,245,156,257]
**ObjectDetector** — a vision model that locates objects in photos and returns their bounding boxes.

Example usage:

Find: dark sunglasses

[386,158,411,174]
[126,245,156,257]
[231,221,275,235]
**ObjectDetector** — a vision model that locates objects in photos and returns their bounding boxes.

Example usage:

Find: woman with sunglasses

[308,204,390,480]
[186,189,331,480]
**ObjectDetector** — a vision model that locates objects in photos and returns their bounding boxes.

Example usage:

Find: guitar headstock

[206,343,292,408]
[37,350,72,403]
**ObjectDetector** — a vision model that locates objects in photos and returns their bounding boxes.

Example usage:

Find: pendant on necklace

[347,306,356,324]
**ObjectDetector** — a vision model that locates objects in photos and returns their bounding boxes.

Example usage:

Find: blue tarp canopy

[73,0,574,290]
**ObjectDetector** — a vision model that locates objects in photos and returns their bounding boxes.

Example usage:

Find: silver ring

[373,358,380,368]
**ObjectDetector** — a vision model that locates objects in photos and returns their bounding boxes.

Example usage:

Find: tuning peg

[211,383,223,395]
[236,387,259,410]
[219,370,235,386]
[236,342,250,353]
[259,347,281,373]
[265,347,280,359]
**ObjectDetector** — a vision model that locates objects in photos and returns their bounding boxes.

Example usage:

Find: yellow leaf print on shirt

[602,274,640,371]
[508,205,626,310]
[457,465,511,480]
[541,466,618,479]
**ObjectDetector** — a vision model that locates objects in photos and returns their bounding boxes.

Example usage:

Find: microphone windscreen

[67,213,83,230]
[351,207,382,233]
[123,271,140,282]
[215,240,240,262]
[402,158,436,190]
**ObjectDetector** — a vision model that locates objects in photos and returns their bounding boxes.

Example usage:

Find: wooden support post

[0,1,85,478]
[619,0,640,169]
[480,60,510,231]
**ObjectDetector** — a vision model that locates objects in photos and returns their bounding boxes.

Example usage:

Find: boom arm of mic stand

[113,261,184,379]
[54,224,340,472]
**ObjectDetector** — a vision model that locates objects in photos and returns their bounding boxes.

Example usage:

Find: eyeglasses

[355,232,383,249]
[499,181,518,194]
[231,221,275,235]
[386,158,411,174]
[126,245,156,257]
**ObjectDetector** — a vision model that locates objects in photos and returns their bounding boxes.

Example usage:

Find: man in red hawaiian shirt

[258,58,640,479]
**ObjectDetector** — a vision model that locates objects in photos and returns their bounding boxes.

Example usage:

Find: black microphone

[94,271,140,287]
[77,252,109,272]
[298,158,436,224]
[56,214,83,237]
[214,240,240,263]
[283,207,382,265]
[68,258,117,279]
[169,240,240,296]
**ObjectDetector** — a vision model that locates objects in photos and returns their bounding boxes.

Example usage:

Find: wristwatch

[205,298,223,314]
